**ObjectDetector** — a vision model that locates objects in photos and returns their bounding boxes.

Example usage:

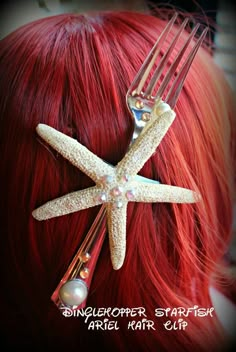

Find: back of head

[0,10,235,351]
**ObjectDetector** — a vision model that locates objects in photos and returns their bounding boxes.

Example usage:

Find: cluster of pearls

[79,251,91,280]
[59,251,91,307]
[96,173,135,208]
[131,91,171,123]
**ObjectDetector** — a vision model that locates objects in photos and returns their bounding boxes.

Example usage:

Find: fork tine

[166,27,208,108]
[145,17,189,96]
[156,22,201,100]
[127,12,178,96]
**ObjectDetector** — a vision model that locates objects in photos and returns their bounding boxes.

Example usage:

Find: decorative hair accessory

[33,102,198,267]
[32,100,200,308]
[32,14,206,311]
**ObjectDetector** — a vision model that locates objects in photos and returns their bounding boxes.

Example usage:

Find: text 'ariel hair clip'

[32,14,206,312]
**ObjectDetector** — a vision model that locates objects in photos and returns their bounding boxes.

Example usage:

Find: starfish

[32,103,200,270]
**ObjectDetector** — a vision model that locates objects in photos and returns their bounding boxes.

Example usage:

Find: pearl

[59,279,88,307]
[155,102,170,116]
[110,186,123,197]
[80,252,91,263]
[80,267,90,279]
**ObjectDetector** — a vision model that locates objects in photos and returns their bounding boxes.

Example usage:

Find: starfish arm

[131,182,201,203]
[107,202,128,270]
[32,186,103,220]
[36,124,114,183]
[117,109,175,177]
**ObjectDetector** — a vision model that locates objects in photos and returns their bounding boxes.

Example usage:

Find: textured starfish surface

[32,102,200,270]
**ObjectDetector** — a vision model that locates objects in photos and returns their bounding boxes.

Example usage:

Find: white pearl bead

[155,102,170,116]
[59,279,88,307]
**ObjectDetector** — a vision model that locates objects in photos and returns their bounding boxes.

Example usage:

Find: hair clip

[32,100,200,310]
[51,205,107,309]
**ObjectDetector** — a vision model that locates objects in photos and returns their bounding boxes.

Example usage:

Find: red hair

[0,11,235,351]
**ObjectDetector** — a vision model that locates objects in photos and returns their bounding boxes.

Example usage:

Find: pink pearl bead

[80,252,91,263]
[126,189,135,200]
[120,174,129,183]
[80,267,90,279]
[110,186,123,197]
[100,175,113,186]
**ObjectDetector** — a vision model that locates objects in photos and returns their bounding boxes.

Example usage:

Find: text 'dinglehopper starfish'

[32,102,200,270]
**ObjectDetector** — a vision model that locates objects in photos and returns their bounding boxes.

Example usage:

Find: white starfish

[32,103,200,270]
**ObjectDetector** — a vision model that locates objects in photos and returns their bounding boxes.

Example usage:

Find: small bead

[80,252,91,263]
[80,267,90,279]
[59,279,88,307]
[147,94,155,100]
[135,100,144,109]
[155,102,170,116]
[115,200,123,208]
[97,192,107,202]
[126,189,135,200]
[100,175,113,186]
[110,186,123,197]
[120,174,129,183]
[141,112,151,121]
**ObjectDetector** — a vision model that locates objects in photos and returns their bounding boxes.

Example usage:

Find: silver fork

[52,14,208,313]
[127,13,208,144]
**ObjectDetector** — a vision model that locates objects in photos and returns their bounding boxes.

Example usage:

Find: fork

[126,13,208,144]
[52,13,208,312]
